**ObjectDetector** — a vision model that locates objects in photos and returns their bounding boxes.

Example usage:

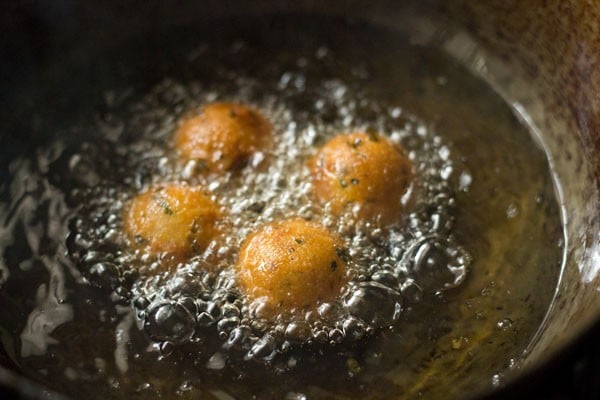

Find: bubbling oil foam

[0,18,568,397]
[62,48,470,366]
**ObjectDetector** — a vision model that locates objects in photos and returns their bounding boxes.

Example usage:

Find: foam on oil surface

[63,46,470,364]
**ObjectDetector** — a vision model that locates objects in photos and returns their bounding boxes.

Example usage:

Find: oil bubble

[159,341,174,356]
[400,278,424,304]
[246,334,277,361]
[284,322,312,341]
[344,282,403,327]
[403,237,470,291]
[496,318,513,331]
[83,262,120,291]
[206,352,226,370]
[145,302,196,343]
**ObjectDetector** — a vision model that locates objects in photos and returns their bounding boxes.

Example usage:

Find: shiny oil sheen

[0,16,563,400]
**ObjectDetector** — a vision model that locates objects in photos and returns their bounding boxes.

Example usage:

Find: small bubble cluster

[63,46,471,366]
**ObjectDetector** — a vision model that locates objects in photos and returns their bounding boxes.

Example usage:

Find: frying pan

[0,0,598,399]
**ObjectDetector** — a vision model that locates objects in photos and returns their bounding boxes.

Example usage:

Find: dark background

[0,1,599,399]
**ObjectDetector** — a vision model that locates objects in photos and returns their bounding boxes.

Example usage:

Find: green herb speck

[153,195,174,216]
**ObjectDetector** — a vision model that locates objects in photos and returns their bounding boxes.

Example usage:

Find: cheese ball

[123,184,221,257]
[308,132,413,223]
[174,102,272,172]
[236,218,348,313]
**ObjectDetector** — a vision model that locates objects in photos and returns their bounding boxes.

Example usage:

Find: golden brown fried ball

[236,218,348,313]
[308,132,413,224]
[123,184,221,257]
[174,102,272,172]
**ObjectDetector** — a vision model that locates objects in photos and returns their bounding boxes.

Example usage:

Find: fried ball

[308,132,413,223]
[174,102,272,172]
[236,218,348,313]
[123,184,221,257]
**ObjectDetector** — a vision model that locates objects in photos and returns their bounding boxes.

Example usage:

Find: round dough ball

[123,184,221,257]
[174,102,272,172]
[308,132,413,224]
[236,218,348,313]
